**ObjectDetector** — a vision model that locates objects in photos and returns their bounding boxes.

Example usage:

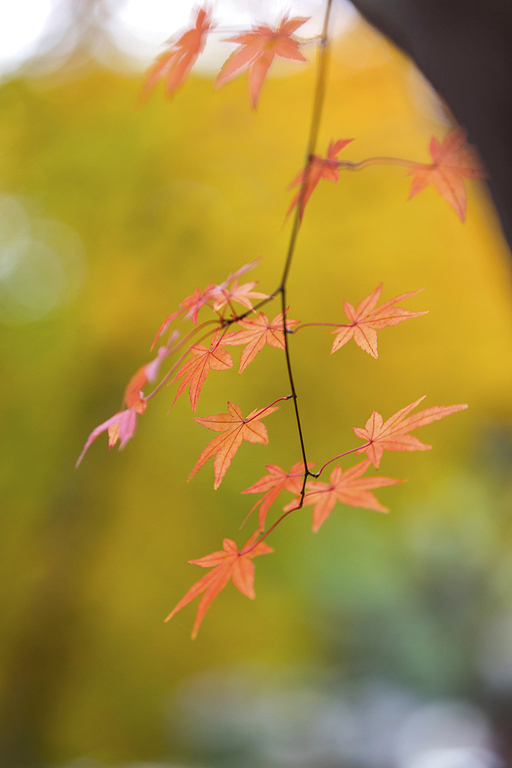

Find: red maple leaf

[165,532,273,638]
[287,139,353,220]
[141,6,213,100]
[215,15,309,108]
[170,331,232,411]
[298,460,403,532]
[330,284,427,358]
[242,460,312,531]
[189,402,279,489]
[407,128,486,222]
[224,311,300,373]
[353,397,469,468]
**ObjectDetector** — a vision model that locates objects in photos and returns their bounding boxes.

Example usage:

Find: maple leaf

[242,461,313,531]
[407,128,486,222]
[180,285,216,325]
[330,284,427,358]
[141,5,213,100]
[151,310,182,351]
[178,261,265,325]
[76,347,170,467]
[165,532,273,638]
[75,407,139,468]
[189,402,279,489]
[210,280,268,313]
[124,345,170,411]
[353,396,469,468]
[224,311,300,373]
[215,15,309,108]
[211,258,262,296]
[298,460,403,532]
[170,331,233,411]
[287,139,353,220]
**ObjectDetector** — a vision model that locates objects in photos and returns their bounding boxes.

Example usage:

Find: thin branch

[310,441,372,478]
[241,0,335,558]
[246,395,293,422]
[238,441,373,555]
[220,288,281,327]
[168,320,219,355]
[280,0,333,289]
[293,321,349,331]
[277,0,334,506]
[145,326,219,402]
[338,156,416,171]
[239,506,299,555]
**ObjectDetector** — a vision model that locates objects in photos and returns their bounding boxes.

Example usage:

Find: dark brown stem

[276,0,334,503]
[279,0,333,289]
[220,288,281,327]
[240,0,335,556]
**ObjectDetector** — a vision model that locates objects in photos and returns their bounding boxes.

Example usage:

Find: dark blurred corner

[349,0,512,255]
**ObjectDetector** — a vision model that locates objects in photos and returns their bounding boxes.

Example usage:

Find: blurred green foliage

[1,17,512,767]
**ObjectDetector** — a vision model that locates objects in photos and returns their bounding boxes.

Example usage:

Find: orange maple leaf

[141,6,213,100]
[190,402,279,489]
[124,345,170,411]
[298,460,403,532]
[407,128,486,222]
[178,261,265,325]
[287,139,353,220]
[330,284,427,358]
[215,15,309,108]
[353,397,469,468]
[242,460,312,531]
[170,331,232,411]
[151,310,182,351]
[165,533,273,638]
[224,311,300,373]
[211,280,268,313]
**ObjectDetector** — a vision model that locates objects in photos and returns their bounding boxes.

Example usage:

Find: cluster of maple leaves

[76,4,485,637]
[77,259,466,637]
[141,6,485,222]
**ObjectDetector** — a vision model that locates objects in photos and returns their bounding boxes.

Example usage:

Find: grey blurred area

[1,0,127,78]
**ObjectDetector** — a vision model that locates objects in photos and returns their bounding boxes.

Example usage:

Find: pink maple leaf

[215,15,310,108]
[76,347,170,466]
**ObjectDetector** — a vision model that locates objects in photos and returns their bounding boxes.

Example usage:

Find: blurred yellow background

[2,4,512,767]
